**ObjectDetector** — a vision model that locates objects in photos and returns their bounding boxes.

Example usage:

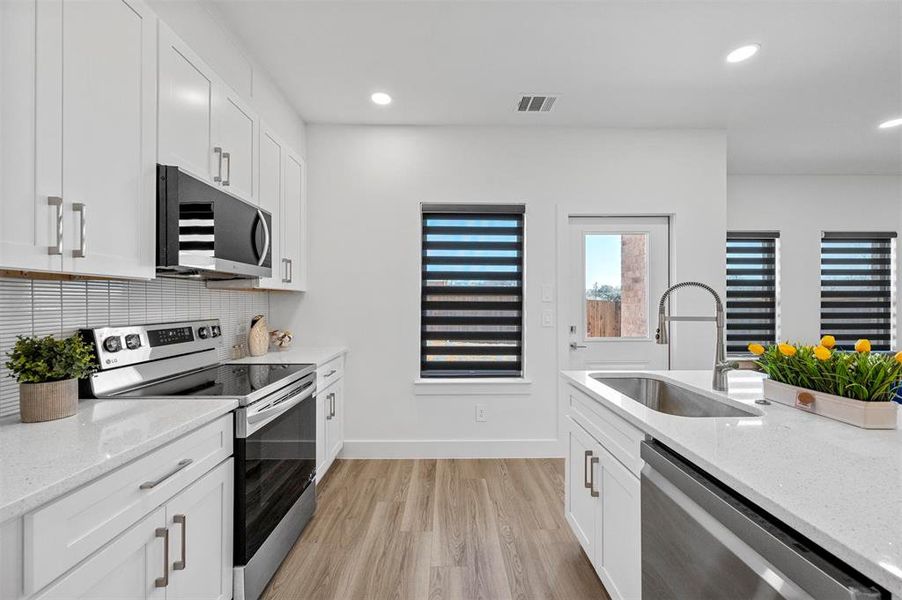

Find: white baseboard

[340,438,564,459]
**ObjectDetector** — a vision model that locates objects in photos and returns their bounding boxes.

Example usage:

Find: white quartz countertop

[0,398,237,523]
[230,345,347,367]
[562,369,902,596]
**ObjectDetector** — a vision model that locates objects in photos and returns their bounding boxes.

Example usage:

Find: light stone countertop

[562,369,902,597]
[0,398,237,523]
[230,345,347,367]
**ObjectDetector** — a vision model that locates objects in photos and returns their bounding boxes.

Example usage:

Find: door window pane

[585,234,648,338]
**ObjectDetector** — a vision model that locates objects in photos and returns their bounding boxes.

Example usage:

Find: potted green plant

[5,334,96,423]
[748,336,902,429]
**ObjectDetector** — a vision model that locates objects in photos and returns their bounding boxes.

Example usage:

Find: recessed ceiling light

[878,117,902,129]
[370,92,392,106]
[726,43,761,64]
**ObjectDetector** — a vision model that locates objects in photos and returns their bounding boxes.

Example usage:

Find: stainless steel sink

[592,376,759,418]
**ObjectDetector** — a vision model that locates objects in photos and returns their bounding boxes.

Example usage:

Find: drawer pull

[584,450,592,488]
[155,527,169,588]
[325,369,337,378]
[140,458,193,490]
[589,456,600,498]
[173,514,187,570]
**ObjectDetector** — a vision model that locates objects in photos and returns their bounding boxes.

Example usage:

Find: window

[420,204,524,378]
[726,232,779,355]
[820,232,897,351]
[584,233,649,338]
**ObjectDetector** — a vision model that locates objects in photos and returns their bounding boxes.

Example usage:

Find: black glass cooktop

[112,363,313,400]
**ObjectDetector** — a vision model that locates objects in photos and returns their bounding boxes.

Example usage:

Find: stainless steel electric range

[81,319,317,600]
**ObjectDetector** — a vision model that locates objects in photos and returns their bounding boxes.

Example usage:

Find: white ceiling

[209,0,902,174]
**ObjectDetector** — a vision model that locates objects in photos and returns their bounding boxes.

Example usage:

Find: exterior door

[566,216,670,370]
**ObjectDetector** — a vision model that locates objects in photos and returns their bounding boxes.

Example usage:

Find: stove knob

[211,325,221,337]
[197,326,210,339]
[125,334,142,350]
[103,336,122,353]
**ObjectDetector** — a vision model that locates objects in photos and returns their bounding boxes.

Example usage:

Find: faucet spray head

[655,307,668,345]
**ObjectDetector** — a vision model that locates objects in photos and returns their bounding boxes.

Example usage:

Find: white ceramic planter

[763,379,898,430]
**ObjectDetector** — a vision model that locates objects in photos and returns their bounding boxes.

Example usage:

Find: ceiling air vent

[517,95,557,113]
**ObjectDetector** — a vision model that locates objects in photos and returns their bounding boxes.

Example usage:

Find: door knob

[570,342,587,350]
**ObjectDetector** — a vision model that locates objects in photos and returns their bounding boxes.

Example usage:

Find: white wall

[148,0,306,154]
[272,125,727,458]
[727,175,902,345]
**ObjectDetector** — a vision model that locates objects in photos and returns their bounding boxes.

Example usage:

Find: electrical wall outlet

[475,404,488,422]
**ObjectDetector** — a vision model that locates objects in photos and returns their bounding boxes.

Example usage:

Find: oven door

[234,375,316,566]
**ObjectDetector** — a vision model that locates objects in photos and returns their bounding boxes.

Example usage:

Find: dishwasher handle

[640,441,886,600]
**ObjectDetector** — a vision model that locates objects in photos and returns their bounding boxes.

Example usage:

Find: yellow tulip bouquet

[747,337,902,402]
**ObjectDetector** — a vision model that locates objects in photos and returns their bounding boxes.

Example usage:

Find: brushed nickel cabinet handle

[140,458,193,490]
[222,151,231,186]
[589,456,600,498]
[281,258,290,283]
[72,203,86,258]
[584,450,592,489]
[155,527,169,587]
[213,147,223,182]
[325,369,337,378]
[48,196,63,255]
[325,393,333,420]
[173,514,186,570]
[330,392,336,418]
[287,258,293,283]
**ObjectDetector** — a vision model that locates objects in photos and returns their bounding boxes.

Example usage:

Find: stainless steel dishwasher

[640,441,887,600]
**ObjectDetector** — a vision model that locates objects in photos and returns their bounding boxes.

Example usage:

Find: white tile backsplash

[0,276,270,418]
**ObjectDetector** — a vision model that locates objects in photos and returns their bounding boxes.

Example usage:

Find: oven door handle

[241,381,315,436]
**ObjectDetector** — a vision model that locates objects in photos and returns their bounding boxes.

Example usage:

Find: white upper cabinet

[2,0,156,279]
[214,89,257,204]
[281,148,307,291]
[158,24,258,206]
[158,24,216,185]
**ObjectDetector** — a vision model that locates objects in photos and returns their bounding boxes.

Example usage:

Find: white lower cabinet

[566,398,642,600]
[316,356,345,482]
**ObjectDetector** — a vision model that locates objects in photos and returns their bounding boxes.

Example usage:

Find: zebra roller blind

[421,204,524,378]
[820,232,897,351]
[726,232,779,354]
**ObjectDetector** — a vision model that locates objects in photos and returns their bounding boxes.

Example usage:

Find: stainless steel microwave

[156,165,272,279]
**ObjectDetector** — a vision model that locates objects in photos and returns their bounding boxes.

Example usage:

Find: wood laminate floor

[261,459,610,600]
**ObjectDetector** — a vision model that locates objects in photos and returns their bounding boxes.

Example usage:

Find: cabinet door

[596,449,641,600]
[0,0,61,273]
[566,422,597,555]
[257,126,285,288]
[215,86,257,204]
[158,24,217,184]
[44,0,156,278]
[34,508,166,600]
[315,387,327,482]
[325,378,344,464]
[281,149,307,291]
[165,459,233,600]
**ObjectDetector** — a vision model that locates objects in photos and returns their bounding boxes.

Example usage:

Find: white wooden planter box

[763,379,898,430]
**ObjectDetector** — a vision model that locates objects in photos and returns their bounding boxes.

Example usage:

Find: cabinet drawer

[317,354,344,389]
[24,414,233,594]
[568,386,644,477]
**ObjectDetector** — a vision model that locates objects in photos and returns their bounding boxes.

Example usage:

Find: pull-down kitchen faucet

[655,281,748,392]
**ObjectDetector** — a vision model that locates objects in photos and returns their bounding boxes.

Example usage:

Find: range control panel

[82,319,223,370]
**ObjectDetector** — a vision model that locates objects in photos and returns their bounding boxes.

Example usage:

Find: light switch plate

[542,309,554,327]
[541,284,554,302]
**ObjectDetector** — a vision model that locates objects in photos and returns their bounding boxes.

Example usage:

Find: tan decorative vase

[248,314,269,357]
[19,378,78,423]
